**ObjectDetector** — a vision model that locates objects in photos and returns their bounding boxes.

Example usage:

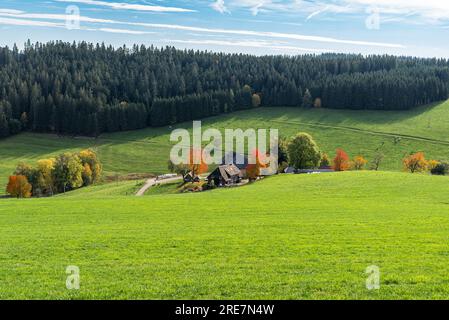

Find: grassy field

[1,171,449,299]
[55,180,145,198]
[2,100,449,194]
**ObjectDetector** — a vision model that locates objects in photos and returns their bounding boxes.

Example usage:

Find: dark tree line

[0,41,449,137]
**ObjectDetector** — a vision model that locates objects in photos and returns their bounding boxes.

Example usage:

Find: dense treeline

[0,41,449,138]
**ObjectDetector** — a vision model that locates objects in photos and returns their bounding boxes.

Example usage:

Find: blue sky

[0,0,448,57]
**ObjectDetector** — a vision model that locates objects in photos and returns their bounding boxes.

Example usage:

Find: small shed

[207,164,242,187]
[184,172,200,183]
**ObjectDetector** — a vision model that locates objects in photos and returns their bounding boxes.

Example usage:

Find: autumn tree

[246,149,268,181]
[6,175,32,198]
[403,152,428,173]
[352,156,368,170]
[287,133,321,169]
[320,153,331,168]
[36,158,55,195]
[82,163,93,186]
[78,149,102,183]
[15,163,37,187]
[188,148,208,177]
[252,94,261,108]
[333,149,351,171]
[53,153,84,192]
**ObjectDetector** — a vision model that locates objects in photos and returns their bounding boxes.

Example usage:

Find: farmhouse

[222,152,249,176]
[207,164,242,187]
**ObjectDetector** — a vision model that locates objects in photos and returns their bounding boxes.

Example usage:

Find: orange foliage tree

[403,152,428,173]
[333,149,351,171]
[352,155,368,170]
[246,149,268,181]
[188,148,209,177]
[6,175,32,198]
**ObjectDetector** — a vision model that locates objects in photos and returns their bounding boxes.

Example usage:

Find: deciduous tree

[403,152,428,173]
[6,175,32,198]
[333,149,351,171]
[352,156,368,170]
[287,133,321,169]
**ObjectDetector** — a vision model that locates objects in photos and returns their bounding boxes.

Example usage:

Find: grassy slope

[55,180,145,198]
[2,100,449,194]
[1,171,449,299]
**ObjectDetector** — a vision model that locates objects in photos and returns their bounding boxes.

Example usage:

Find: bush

[431,162,449,176]
[320,153,330,168]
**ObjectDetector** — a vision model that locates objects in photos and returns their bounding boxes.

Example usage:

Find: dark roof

[207,164,242,182]
[222,152,248,170]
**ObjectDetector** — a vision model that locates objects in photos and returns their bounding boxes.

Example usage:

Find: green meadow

[2,100,449,193]
[1,172,449,299]
[2,101,449,299]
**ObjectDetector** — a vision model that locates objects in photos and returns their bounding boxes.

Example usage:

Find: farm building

[207,164,242,187]
[222,152,248,176]
[284,167,335,174]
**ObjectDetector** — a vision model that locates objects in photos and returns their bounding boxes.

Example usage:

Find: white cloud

[0,9,24,14]
[211,0,230,14]
[0,8,405,49]
[0,17,64,28]
[98,28,155,35]
[167,39,335,53]
[226,0,449,24]
[132,22,405,48]
[0,12,116,24]
[55,0,196,13]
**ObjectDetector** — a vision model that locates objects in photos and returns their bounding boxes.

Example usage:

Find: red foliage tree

[333,149,351,171]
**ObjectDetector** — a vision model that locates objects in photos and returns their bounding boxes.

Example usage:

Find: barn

[207,164,242,187]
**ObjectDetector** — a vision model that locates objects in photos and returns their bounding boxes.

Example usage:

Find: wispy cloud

[0,12,115,23]
[167,38,335,53]
[0,17,64,28]
[211,0,230,14]
[132,22,405,48]
[97,27,155,35]
[0,8,405,49]
[55,0,196,13]
[0,9,24,14]
[223,0,449,25]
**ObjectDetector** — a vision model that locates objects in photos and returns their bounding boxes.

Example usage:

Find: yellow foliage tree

[36,158,55,195]
[78,149,102,182]
[82,163,93,186]
[427,160,439,172]
[403,152,428,173]
[352,156,368,170]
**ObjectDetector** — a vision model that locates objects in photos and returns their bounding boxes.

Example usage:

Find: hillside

[1,172,449,299]
[2,44,448,139]
[2,100,449,194]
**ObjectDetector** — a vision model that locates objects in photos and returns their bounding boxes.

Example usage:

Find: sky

[0,0,449,57]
